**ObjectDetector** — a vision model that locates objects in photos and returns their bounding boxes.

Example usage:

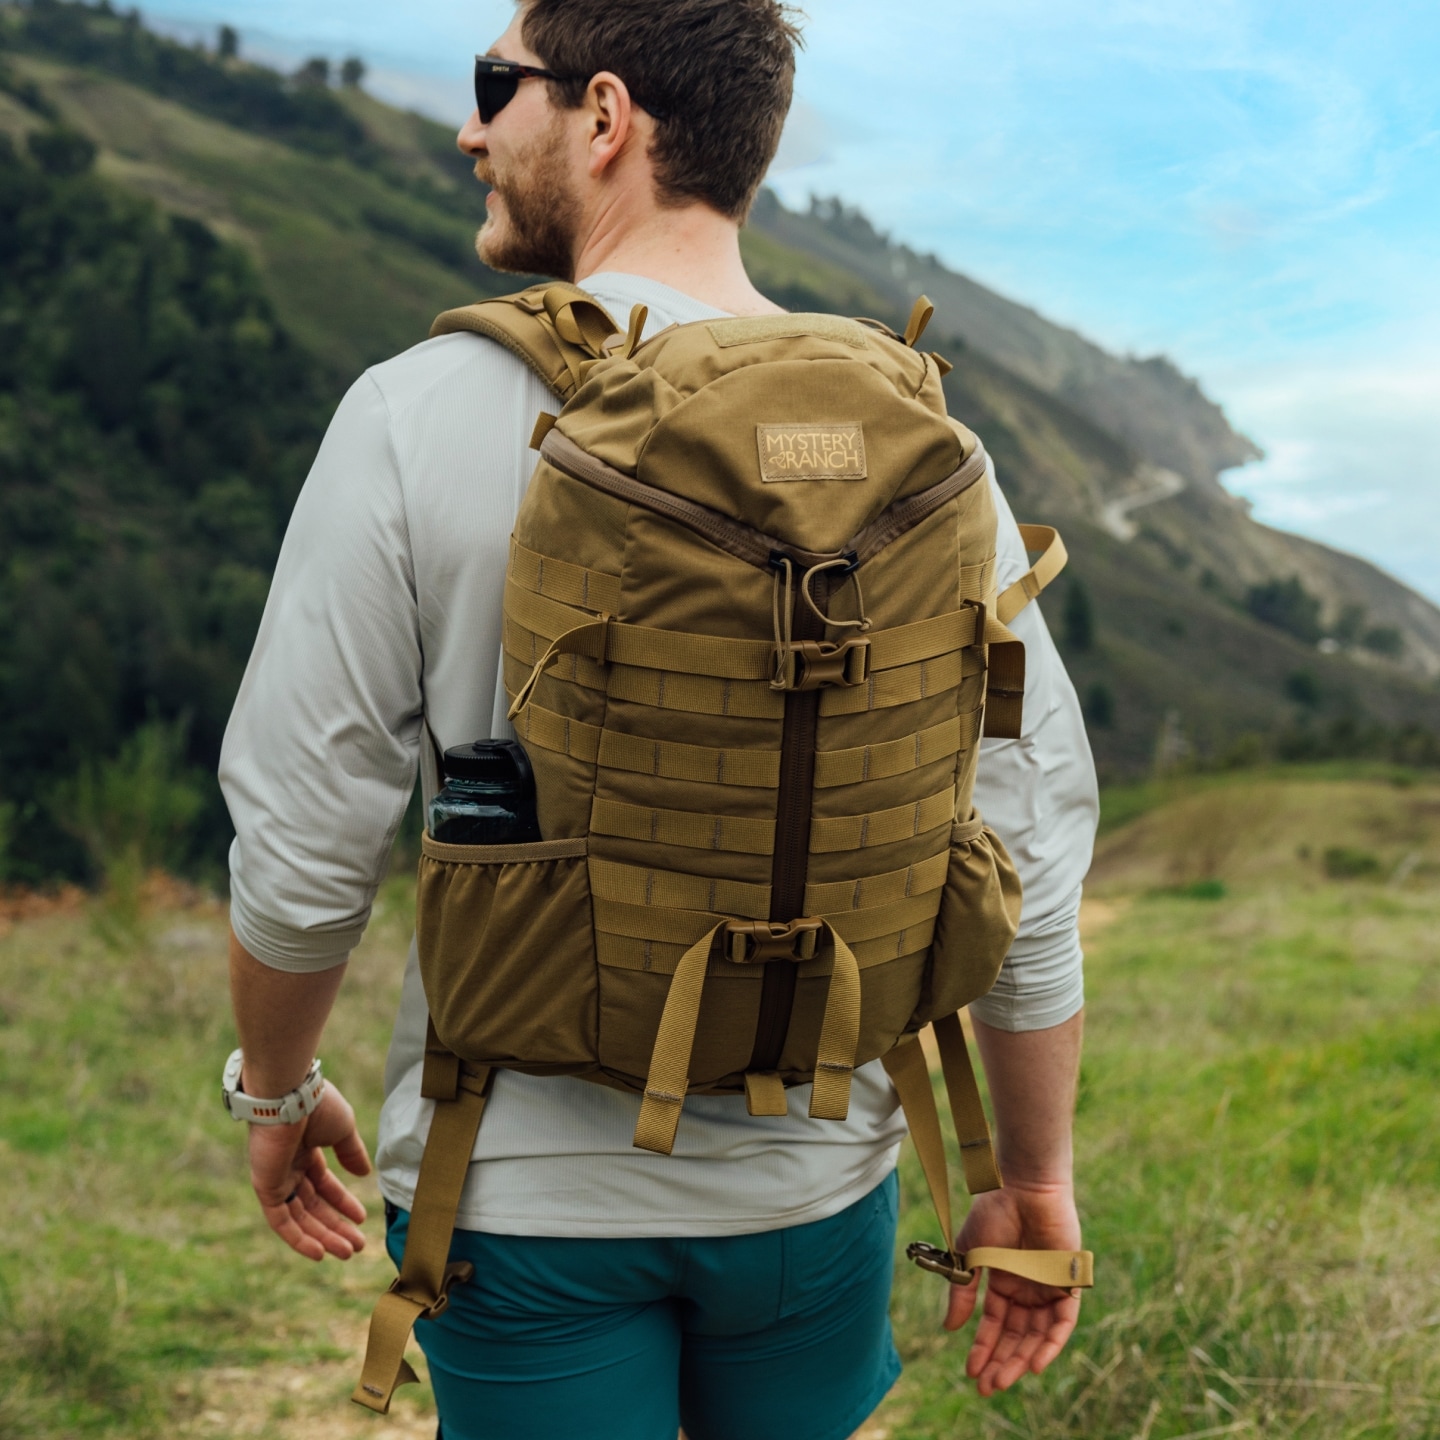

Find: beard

[473,120,581,282]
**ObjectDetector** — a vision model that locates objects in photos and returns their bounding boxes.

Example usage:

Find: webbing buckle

[906,1242,974,1286]
[725,917,824,965]
[771,637,871,692]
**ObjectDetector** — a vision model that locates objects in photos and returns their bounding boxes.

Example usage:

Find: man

[219,3,1098,1437]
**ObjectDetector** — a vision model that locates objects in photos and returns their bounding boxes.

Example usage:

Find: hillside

[1,1,1437,885]
[751,192,1263,488]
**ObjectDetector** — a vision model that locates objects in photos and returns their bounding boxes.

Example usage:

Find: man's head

[462,0,803,281]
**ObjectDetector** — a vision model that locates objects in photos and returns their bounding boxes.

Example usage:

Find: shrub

[25,125,97,176]
[1284,669,1321,708]
[1362,625,1403,658]
[1246,576,1322,643]
[1323,846,1381,880]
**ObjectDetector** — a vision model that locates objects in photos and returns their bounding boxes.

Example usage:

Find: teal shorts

[385,1170,902,1440]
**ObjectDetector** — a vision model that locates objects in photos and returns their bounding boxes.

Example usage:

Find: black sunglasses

[474,55,583,123]
[473,54,669,125]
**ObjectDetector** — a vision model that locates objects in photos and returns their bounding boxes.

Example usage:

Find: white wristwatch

[222,1049,326,1125]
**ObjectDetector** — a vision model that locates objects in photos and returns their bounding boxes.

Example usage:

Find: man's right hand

[246,1081,372,1262]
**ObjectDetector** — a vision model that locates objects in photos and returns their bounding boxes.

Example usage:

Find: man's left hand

[943,1180,1083,1396]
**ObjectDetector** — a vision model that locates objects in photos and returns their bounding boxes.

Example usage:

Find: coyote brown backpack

[353,285,1092,1412]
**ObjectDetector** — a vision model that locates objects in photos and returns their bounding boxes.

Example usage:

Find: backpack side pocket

[416,835,597,1070]
[917,815,1022,1023]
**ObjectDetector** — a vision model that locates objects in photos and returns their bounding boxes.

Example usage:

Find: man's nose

[457,111,487,156]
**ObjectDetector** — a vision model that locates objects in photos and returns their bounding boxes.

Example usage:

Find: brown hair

[519,0,803,221]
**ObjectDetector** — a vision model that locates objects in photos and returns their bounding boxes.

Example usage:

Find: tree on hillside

[0,131,328,882]
[296,57,330,88]
[1246,576,1322,644]
[1362,625,1404,658]
[340,57,367,88]
[1063,578,1094,652]
[218,24,239,60]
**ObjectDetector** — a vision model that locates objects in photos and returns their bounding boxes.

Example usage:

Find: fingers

[1027,1295,1081,1374]
[260,1162,365,1261]
[966,1281,1081,1396]
[331,1122,373,1179]
[307,1149,368,1226]
[244,1082,373,1262]
[944,1273,981,1331]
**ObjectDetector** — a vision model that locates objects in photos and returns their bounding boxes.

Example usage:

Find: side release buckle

[725,917,825,965]
[771,637,871,692]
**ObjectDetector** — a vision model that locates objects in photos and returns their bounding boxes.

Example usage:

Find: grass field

[1,769,1438,1438]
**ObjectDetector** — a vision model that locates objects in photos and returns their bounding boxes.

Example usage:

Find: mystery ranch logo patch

[756,423,868,482]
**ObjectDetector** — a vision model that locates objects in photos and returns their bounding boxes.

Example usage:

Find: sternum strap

[352,1036,495,1414]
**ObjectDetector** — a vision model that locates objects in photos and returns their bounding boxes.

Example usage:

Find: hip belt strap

[352,1033,495,1414]
[881,1017,1094,1292]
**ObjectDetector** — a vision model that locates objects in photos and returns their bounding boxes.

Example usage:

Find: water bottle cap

[441,740,534,789]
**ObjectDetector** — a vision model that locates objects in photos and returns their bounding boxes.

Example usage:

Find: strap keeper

[390,1259,475,1321]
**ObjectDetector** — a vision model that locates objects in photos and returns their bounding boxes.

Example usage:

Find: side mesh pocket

[415,835,596,1068]
[917,814,1022,1023]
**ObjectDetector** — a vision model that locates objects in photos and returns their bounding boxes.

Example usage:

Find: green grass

[0,877,426,1437]
[881,775,1440,1439]
[3,777,1438,1437]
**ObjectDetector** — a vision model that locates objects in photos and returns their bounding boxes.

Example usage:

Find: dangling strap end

[904,295,936,348]
[623,303,649,358]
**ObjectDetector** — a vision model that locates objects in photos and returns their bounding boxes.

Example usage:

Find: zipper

[748,572,830,1072]
[541,428,987,574]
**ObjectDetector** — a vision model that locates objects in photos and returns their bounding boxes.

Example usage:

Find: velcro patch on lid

[757,424,868,482]
[709,315,870,349]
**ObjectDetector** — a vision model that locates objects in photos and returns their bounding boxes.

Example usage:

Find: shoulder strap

[882,1017,1094,1292]
[430,282,621,401]
[996,524,1068,624]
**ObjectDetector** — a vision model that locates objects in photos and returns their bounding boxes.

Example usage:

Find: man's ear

[583,70,636,178]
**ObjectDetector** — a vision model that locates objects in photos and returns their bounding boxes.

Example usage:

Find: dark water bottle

[428,740,541,845]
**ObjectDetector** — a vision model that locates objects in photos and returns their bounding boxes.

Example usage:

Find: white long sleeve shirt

[220,272,1098,1237]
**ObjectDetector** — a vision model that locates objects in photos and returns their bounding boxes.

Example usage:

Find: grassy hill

[3,768,1436,1436]
[0,0,1437,886]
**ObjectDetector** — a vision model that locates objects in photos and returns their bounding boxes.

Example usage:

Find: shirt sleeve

[220,373,423,973]
[967,461,1099,1032]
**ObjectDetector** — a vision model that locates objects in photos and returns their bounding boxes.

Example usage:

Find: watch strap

[222,1049,325,1125]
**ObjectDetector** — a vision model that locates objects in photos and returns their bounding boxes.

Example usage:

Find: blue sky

[139,1,1440,604]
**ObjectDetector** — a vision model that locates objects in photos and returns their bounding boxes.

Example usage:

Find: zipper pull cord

[800,558,872,633]
[770,557,795,690]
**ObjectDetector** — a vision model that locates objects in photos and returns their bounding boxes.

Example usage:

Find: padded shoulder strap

[430,282,621,401]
